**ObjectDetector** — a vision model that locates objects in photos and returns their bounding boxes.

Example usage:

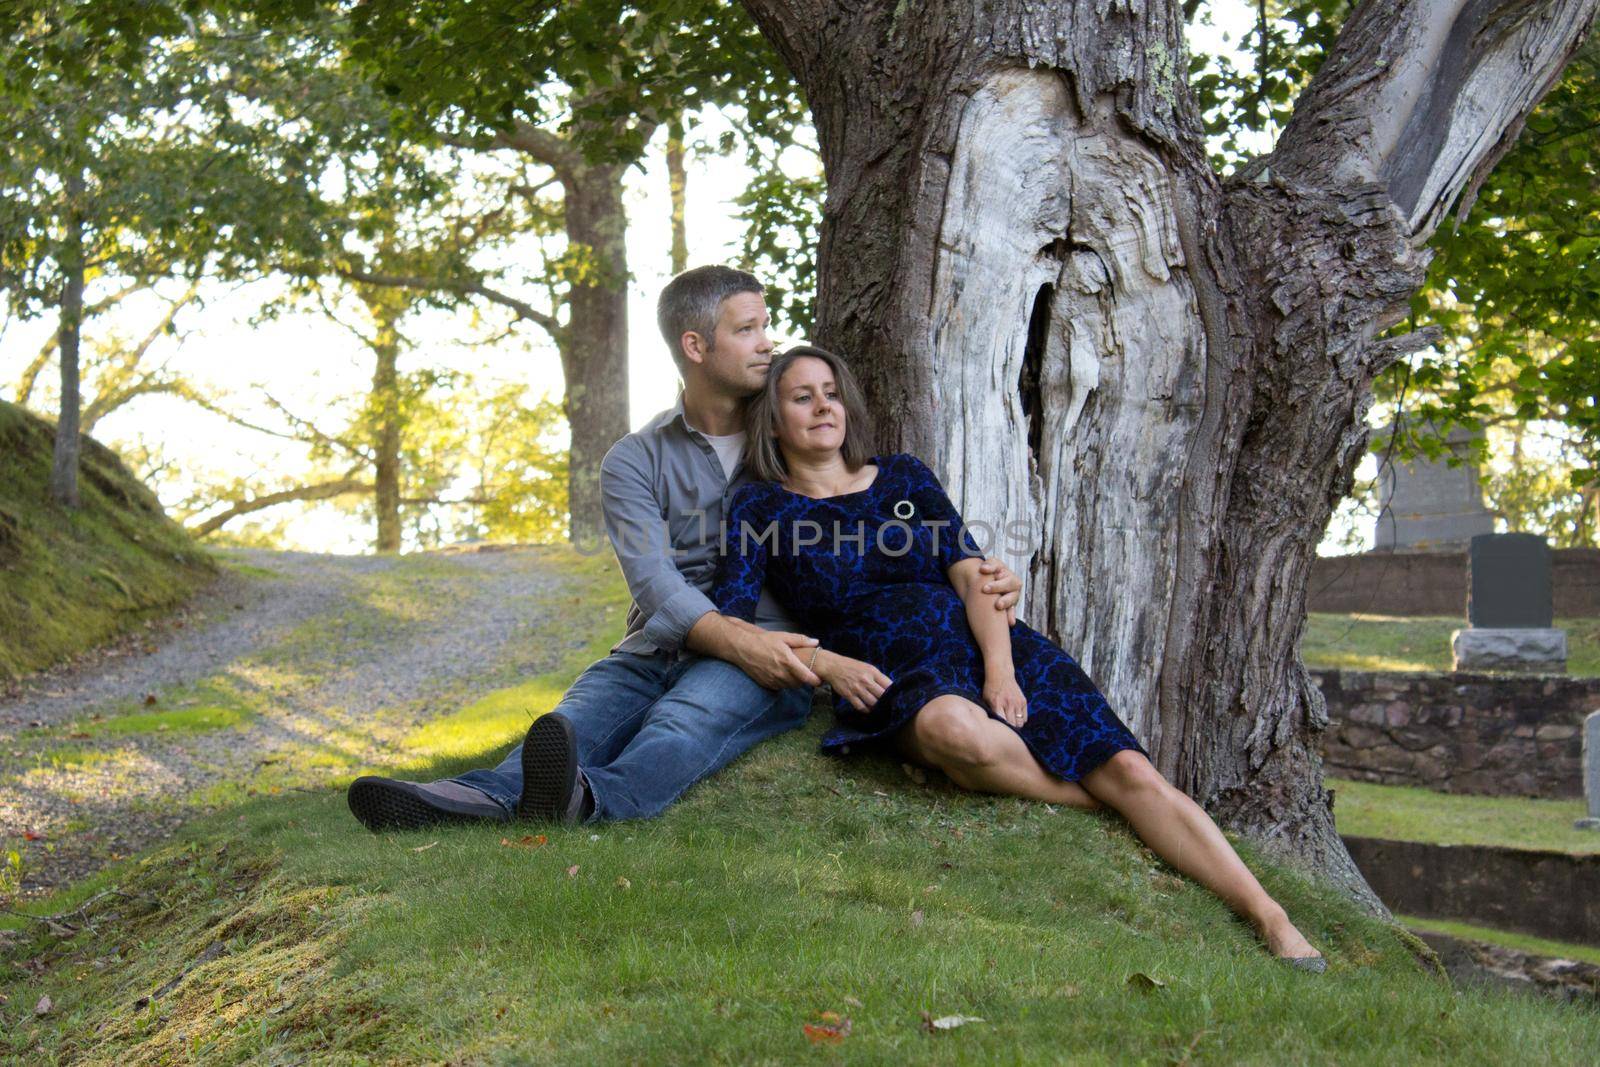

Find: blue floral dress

[712,452,1145,781]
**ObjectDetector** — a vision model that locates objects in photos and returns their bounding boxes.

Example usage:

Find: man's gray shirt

[600,395,797,655]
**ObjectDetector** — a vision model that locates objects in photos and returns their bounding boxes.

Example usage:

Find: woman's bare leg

[896,695,1100,810]
[1079,751,1320,960]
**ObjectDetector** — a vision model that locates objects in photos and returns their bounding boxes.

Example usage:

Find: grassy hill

[0,400,214,682]
[6,645,1598,1063]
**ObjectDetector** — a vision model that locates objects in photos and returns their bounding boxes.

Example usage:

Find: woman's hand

[983,671,1028,728]
[815,650,893,712]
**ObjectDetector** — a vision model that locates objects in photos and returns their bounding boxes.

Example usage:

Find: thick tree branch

[333,266,560,338]
[736,0,830,86]
[1270,0,1598,241]
[492,119,584,179]
[190,475,371,538]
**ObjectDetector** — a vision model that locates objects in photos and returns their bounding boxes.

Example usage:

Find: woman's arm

[812,648,893,712]
[949,558,1027,726]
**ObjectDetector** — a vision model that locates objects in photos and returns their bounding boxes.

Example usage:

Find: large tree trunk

[561,161,631,548]
[49,171,86,509]
[740,0,1597,906]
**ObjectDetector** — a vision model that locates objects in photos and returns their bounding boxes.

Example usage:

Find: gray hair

[742,345,875,484]
[657,265,765,371]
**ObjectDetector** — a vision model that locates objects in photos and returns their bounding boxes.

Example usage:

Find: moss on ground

[0,400,214,682]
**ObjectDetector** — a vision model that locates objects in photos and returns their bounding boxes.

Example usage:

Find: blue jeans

[451,650,812,821]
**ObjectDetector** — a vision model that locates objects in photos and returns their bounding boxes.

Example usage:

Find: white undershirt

[702,429,747,482]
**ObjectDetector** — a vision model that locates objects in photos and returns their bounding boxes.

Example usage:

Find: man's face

[691,292,773,396]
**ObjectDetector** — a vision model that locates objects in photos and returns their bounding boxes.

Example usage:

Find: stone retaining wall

[1345,836,1600,947]
[1308,547,1600,618]
[1315,668,1599,798]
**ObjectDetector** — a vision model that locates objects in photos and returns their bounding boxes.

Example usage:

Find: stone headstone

[1452,532,1567,673]
[1578,711,1600,831]
[1468,532,1553,628]
[1373,423,1495,551]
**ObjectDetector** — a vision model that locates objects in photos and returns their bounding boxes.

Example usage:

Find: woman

[713,345,1325,969]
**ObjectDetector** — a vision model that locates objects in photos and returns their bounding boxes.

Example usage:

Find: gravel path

[0,545,578,898]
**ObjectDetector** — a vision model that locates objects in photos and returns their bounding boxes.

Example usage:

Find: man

[347,265,1023,830]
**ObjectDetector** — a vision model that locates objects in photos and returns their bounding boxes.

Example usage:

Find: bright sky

[1,4,1409,556]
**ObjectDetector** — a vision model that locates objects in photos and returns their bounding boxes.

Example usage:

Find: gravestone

[1578,711,1600,831]
[1373,423,1495,551]
[1452,532,1567,672]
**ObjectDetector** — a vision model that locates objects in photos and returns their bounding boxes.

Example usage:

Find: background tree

[0,12,211,507]
[735,0,1597,904]
[330,0,806,545]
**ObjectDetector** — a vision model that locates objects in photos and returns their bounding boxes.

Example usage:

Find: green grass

[5,729,1599,1064]
[1330,778,1599,855]
[6,629,1600,1062]
[1303,613,1600,675]
[89,704,251,737]
[1401,914,1600,968]
[0,400,214,681]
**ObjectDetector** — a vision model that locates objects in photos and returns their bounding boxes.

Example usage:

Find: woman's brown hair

[742,345,876,484]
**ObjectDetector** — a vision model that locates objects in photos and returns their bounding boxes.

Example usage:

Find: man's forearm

[683,610,755,665]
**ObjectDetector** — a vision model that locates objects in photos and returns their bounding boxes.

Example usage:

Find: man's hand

[733,629,824,690]
[814,650,892,712]
[977,557,1021,626]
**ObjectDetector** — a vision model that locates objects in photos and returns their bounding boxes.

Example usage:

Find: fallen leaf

[872,790,890,798]
[410,841,439,853]
[1057,983,1082,999]
[566,865,580,878]
[22,830,41,841]
[34,994,52,1016]
[923,1013,984,1032]
[910,910,925,929]
[1126,972,1166,993]
[803,1012,852,1044]
[843,995,863,1008]
[615,876,631,890]
[143,694,158,706]
[68,732,91,740]
[499,835,547,850]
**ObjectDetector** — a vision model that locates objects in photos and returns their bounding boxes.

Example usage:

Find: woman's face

[773,356,847,458]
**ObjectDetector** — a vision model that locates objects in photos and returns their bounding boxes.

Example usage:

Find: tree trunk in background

[561,161,632,549]
[49,171,85,509]
[667,116,689,274]
[368,301,404,554]
[740,0,1597,906]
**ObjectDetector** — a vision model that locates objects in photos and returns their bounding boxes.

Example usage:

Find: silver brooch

[892,499,916,520]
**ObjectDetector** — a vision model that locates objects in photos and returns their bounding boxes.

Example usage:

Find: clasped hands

[734,557,1025,721]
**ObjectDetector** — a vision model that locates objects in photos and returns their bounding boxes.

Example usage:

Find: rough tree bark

[48,170,86,509]
[739,0,1597,905]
